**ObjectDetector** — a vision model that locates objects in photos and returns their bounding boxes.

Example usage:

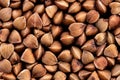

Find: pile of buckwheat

[0,0,120,80]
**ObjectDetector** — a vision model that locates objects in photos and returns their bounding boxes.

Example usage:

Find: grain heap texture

[0,0,120,80]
